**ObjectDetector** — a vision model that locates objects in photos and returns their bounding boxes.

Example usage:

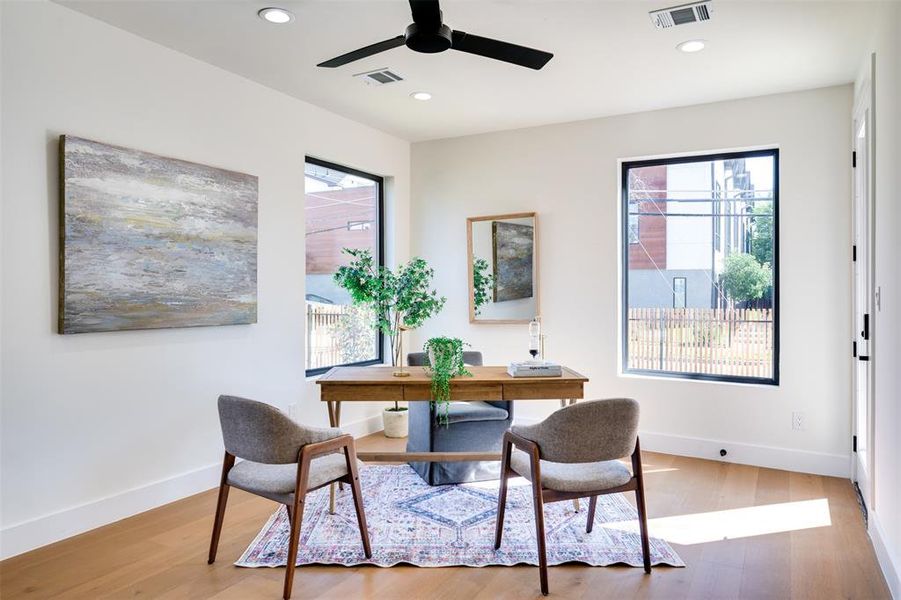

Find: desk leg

[326,400,343,515]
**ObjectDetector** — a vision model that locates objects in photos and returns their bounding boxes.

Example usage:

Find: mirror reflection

[467,212,539,323]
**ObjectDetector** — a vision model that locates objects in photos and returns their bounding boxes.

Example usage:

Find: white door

[851,82,873,509]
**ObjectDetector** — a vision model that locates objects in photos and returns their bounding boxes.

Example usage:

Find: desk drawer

[503,381,584,400]
[403,383,504,402]
[321,384,404,402]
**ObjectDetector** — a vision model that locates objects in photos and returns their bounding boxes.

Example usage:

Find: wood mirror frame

[466,212,539,324]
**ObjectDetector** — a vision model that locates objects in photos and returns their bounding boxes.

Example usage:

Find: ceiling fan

[317,0,553,70]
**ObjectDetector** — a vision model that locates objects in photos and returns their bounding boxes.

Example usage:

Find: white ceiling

[57,0,879,141]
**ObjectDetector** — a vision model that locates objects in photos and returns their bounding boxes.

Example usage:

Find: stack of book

[507,360,563,378]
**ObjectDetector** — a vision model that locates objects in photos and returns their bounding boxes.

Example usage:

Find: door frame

[851,59,876,510]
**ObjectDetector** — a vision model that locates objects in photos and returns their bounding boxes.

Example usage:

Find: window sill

[306,361,390,382]
[618,371,780,389]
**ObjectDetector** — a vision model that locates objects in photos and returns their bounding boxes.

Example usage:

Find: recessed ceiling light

[258,7,294,24]
[677,39,706,53]
[410,91,432,101]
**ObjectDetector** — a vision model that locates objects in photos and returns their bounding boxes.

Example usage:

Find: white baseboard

[0,461,221,561]
[0,413,385,561]
[870,511,900,599]
[512,417,848,478]
[342,413,384,438]
[638,430,849,478]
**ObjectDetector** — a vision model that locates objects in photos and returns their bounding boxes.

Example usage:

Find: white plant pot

[382,408,409,438]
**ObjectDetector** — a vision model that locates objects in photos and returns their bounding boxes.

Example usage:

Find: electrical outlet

[792,411,806,431]
[287,403,299,421]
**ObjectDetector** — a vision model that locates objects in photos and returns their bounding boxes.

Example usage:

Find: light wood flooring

[0,434,890,599]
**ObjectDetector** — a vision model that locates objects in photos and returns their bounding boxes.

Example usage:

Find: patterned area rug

[236,464,684,568]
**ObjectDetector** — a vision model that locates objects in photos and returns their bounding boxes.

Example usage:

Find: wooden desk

[317,365,589,513]
[317,365,588,463]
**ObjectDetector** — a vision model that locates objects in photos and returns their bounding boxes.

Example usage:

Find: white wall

[411,86,852,478]
[0,1,409,559]
[859,2,901,596]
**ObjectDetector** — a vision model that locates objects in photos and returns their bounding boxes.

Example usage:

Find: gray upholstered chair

[406,351,513,485]
[209,395,371,600]
[495,398,650,595]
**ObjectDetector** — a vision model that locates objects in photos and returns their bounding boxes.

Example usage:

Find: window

[673,277,686,308]
[628,201,640,244]
[305,157,383,375]
[622,149,778,384]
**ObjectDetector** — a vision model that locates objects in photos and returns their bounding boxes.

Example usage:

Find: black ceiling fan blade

[450,30,553,70]
[317,35,406,68]
[409,0,442,28]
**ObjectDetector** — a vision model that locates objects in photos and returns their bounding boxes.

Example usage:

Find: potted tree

[334,248,446,437]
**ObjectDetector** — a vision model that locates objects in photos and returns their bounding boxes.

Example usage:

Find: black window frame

[304,156,385,377]
[621,148,780,386]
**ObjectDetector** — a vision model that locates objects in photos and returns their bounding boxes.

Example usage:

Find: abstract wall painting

[59,136,258,334]
[492,221,534,302]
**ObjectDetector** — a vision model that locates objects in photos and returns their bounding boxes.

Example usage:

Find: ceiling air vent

[649,1,712,29]
[353,68,404,86]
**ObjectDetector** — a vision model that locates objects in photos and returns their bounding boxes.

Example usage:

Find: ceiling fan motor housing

[404,22,453,53]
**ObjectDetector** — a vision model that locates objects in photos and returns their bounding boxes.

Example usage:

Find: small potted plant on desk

[423,337,472,426]
[333,248,446,438]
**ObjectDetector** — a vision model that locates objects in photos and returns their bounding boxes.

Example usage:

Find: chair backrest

[217,395,310,464]
[407,351,483,367]
[515,398,639,463]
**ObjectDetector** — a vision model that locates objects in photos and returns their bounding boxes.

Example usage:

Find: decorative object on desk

[393,325,412,378]
[467,212,539,324]
[508,360,563,377]
[236,464,685,569]
[333,248,446,373]
[422,337,472,426]
[528,315,542,358]
[58,136,258,334]
[471,257,494,316]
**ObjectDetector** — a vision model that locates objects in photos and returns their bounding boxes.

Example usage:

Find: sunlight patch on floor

[600,498,832,545]
[467,476,532,489]
[642,467,680,474]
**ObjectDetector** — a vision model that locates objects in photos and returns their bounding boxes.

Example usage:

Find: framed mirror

[467,212,539,324]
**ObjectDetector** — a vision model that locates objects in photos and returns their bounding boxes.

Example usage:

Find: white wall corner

[870,511,901,600]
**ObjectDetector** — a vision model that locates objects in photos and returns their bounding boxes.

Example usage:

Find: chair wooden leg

[207,452,235,564]
[345,445,372,558]
[283,458,311,600]
[495,437,513,549]
[632,437,652,574]
[285,504,293,524]
[528,449,549,596]
[586,495,598,533]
